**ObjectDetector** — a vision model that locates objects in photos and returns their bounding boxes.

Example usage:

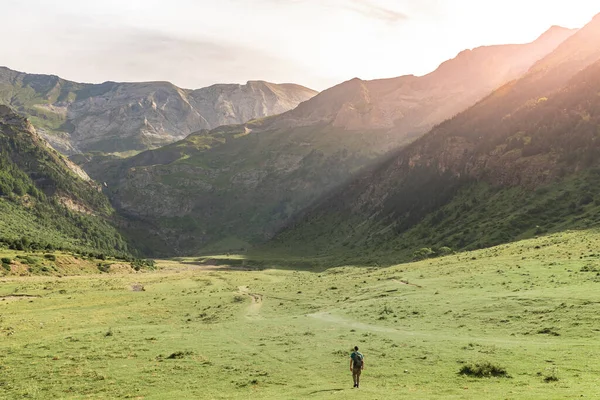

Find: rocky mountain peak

[0,67,318,154]
[526,13,600,81]
[536,25,577,42]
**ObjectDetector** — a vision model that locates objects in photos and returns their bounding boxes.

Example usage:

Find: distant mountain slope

[268,13,600,264]
[77,25,576,256]
[274,25,576,134]
[0,105,130,255]
[0,67,317,154]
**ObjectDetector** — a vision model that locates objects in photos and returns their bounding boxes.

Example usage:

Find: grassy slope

[267,170,600,267]
[0,248,140,277]
[2,230,600,398]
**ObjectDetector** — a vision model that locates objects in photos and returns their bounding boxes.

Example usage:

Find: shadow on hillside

[183,227,600,272]
[178,255,405,273]
[307,388,345,395]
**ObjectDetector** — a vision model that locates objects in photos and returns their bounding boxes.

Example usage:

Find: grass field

[2,230,600,399]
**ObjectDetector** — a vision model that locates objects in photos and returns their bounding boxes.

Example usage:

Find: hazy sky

[2,0,599,90]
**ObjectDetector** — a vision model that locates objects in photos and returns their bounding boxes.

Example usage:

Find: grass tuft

[458,362,510,378]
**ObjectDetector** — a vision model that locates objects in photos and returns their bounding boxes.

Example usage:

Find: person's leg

[355,368,361,388]
[352,369,358,387]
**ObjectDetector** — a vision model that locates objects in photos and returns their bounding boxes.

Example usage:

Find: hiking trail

[238,285,263,318]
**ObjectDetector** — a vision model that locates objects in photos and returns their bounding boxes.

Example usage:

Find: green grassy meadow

[2,231,600,399]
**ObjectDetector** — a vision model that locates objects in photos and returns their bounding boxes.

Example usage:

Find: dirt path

[237,285,263,318]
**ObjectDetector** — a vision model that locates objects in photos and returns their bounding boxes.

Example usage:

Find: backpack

[353,352,363,368]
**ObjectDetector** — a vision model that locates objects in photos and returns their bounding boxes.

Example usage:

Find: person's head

[354,346,359,351]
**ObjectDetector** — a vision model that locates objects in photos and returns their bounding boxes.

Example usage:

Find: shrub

[413,247,435,261]
[165,351,194,359]
[458,362,509,378]
[97,264,111,273]
[544,367,559,382]
[131,259,156,271]
[1,257,11,264]
[44,254,57,261]
[537,327,560,336]
[437,246,454,256]
[24,256,40,266]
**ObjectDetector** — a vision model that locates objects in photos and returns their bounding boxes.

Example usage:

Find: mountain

[267,13,600,265]
[273,25,576,133]
[0,67,317,154]
[77,25,576,256]
[0,105,130,256]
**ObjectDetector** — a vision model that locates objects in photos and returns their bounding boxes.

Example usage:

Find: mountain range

[268,13,600,265]
[73,25,575,256]
[0,67,317,154]
[3,14,600,261]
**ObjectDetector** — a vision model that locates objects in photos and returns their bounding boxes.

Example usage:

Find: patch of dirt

[55,256,102,274]
[58,197,94,215]
[107,263,136,274]
[8,263,30,275]
[131,284,145,292]
[0,294,40,302]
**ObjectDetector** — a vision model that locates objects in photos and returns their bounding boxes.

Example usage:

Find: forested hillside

[0,105,130,256]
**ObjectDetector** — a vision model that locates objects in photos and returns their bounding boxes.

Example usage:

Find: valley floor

[2,231,600,399]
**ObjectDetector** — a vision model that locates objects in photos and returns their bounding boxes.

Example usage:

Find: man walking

[350,346,364,388]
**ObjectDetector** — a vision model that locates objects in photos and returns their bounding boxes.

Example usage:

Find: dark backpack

[353,352,363,368]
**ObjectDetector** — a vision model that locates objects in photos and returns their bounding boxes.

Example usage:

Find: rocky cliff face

[0,68,317,154]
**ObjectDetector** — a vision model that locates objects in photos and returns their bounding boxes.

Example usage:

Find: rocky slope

[0,105,130,255]
[268,13,600,264]
[0,67,317,154]
[78,24,578,256]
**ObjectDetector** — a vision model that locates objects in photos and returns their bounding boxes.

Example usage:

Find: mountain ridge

[0,66,318,154]
[77,23,579,256]
[266,14,600,263]
[260,25,576,134]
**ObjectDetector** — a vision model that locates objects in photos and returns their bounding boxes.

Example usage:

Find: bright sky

[1,0,599,90]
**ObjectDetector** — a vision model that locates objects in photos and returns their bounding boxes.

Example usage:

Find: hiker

[350,346,364,388]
